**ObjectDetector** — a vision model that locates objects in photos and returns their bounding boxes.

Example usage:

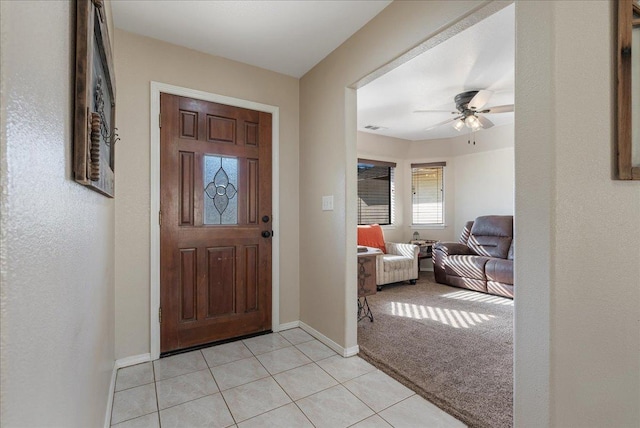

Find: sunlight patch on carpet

[389,301,496,329]
[441,290,514,306]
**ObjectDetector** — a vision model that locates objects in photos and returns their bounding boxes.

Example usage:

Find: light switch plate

[322,195,334,211]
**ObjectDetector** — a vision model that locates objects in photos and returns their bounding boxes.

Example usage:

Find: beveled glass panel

[204,155,238,225]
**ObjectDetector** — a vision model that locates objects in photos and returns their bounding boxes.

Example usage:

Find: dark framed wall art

[616,0,640,180]
[74,0,117,196]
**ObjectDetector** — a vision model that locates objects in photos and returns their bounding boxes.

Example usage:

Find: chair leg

[409,279,417,285]
[377,285,383,291]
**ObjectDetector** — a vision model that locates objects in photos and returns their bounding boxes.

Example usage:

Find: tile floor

[110,329,465,428]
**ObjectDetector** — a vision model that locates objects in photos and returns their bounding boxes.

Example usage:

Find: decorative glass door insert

[204,155,238,225]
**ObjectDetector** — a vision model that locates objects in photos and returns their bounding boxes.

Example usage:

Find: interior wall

[302,0,640,425]
[300,0,495,353]
[405,124,515,241]
[453,148,514,237]
[0,2,115,426]
[113,30,300,359]
[515,1,640,426]
[356,131,410,242]
[549,2,639,425]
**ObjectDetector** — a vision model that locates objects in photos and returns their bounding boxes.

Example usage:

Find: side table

[357,246,381,322]
[411,240,438,267]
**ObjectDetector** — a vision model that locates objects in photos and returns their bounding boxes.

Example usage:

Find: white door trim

[149,81,280,360]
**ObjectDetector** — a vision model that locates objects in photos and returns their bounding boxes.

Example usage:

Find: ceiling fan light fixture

[453,120,465,131]
[465,114,481,130]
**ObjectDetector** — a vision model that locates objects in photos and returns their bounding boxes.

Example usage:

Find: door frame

[149,81,280,360]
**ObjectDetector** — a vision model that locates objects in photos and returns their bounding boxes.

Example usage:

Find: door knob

[261,231,272,238]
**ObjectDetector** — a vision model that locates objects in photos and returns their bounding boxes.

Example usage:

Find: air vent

[364,125,387,130]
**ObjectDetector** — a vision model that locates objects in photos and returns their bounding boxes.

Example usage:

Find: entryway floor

[110,329,465,427]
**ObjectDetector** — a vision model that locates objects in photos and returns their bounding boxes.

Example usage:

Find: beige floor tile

[256,346,312,375]
[111,384,158,425]
[210,356,270,390]
[115,363,154,392]
[221,377,291,422]
[242,333,292,355]
[278,328,314,345]
[153,350,208,381]
[273,363,338,401]
[296,385,374,428]
[159,393,234,428]
[295,340,336,361]
[156,369,218,410]
[237,403,313,428]
[111,412,159,428]
[201,340,254,367]
[350,414,393,428]
[378,395,466,428]
[344,370,414,412]
[315,355,376,383]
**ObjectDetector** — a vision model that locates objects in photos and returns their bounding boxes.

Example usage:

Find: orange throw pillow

[357,224,386,253]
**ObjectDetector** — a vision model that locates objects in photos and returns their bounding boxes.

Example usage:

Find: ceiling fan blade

[468,90,493,111]
[424,116,462,131]
[414,110,457,114]
[481,104,514,114]
[477,115,495,129]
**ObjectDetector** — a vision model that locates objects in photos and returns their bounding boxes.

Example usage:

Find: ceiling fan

[415,90,514,132]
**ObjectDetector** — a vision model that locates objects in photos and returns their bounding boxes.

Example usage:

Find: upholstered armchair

[357,225,420,290]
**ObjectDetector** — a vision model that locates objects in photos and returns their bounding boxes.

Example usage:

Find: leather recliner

[432,215,514,298]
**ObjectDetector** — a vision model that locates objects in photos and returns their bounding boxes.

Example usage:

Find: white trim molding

[104,353,153,428]
[277,321,300,331]
[149,82,281,361]
[103,364,117,428]
[299,321,360,357]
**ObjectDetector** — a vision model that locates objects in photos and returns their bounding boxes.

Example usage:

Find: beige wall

[0,2,115,426]
[300,0,493,353]
[543,2,639,426]
[409,124,515,239]
[113,30,300,359]
[303,0,639,426]
[453,147,514,237]
[356,132,410,243]
[358,125,514,252]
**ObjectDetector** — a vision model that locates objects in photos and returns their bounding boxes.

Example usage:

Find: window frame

[410,162,446,227]
[357,158,396,226]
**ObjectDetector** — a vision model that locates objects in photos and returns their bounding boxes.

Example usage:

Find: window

[357,159,396,225]
[411,162,445,225]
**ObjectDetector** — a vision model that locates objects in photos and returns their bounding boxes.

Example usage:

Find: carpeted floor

[357,272,513,428]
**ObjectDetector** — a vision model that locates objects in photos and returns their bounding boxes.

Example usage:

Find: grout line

[131,335,445,428]
[152,361,161,428]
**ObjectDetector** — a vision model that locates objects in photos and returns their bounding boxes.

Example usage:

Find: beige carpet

[357,272,513,428]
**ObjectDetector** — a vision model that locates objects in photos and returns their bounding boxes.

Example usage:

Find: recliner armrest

[433,242,472,256]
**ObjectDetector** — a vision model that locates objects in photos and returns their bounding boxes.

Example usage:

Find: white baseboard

[104,353,152,428]
[298,321,359,357]
[116,353,152,369]
[277,321,300,331]
[103,363,117,428]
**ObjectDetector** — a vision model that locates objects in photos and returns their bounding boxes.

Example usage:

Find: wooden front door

[160,94,272,354]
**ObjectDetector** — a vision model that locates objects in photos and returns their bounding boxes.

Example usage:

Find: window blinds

[411,162,445,224]
[357,159,395,225]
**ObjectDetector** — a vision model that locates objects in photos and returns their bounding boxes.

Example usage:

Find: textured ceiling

[111,0,392,78]
[357,4,515,141]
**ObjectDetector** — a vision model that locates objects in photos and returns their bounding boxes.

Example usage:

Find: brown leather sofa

[432,215,514,298]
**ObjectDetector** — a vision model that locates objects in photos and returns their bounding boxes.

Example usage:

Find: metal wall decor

[74,0,118,196]
[616,0,640,180]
